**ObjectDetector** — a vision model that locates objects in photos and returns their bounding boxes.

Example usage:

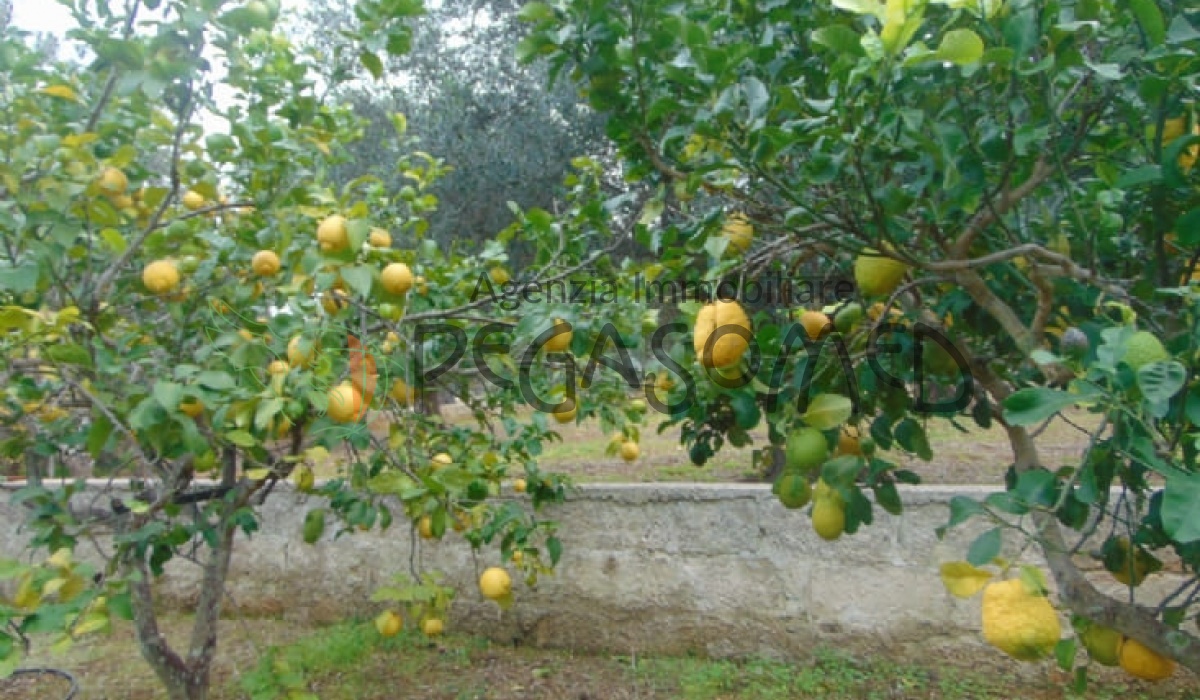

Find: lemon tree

[519,0,1200,687]
[0,2,650,698]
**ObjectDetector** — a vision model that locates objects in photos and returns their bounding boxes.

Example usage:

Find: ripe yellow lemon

[317,215,349,252]
[421,618,444,636]
[142,260,181,294]
[489,266,510,285]
[288,336,315,368]
[432,452,453,469]
[722,213,754,254]
[798,310,831,340]
[390,378,416,405]
[381,263,414,295]
[181,190,206,211]
[980,578,1061,661]
[545,318,572,353]
[836,427,862,457]
[513,478,527,493]
[418,514,436,539]
[369,228,392,247]
[552,398,577,423]
[97,167,128,195]
[1119,637,1175,681]
[549,396,578,425]
[619,440,640,462]
[326,383,365,423]
[178,399,204,418]
[251,250,281,277]
[393,377,417,405]
[321,288,350,315]
[375,610,402,637]
[479,567,512,600]
[268,360,290,375]
[693,299,751,368]
[854,248,908,298]
[811,496,846,541]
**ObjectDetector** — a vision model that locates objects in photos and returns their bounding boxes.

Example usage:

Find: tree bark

[120,510,238,700]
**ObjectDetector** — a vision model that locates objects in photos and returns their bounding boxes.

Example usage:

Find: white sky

[10,0,471,137]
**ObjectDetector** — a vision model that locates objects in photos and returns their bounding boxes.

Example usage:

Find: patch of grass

[229,623,1198,700]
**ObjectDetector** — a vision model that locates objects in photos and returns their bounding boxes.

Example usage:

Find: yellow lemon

[142,260,181,294]
[326,383,365,423]
[980,578,1061,661]
[619,440,640,462]
[421,618,444,636]
[369,228,392,247]
[479,567,512,600]
[375,610,402,637]
[181,190,206,211]
[252,250,281,276]
[1119,637,1175,681]
[381,263,414,295]
[552,398,577,423]
[693,299,751,368]
[545,318,572,353]
[178,399,204,418]
[854,247,909,298]
[288,336,315,368]
[97,167,128,195]
[798,310,832,340]
[317,215,349,252]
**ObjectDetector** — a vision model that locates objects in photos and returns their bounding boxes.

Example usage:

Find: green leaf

[967,527,1003,567]
[1014,469,1057,507]
[254,397,284,431]
[1129,0,1166,47]
[341,264,375,298]
[226,430,256,448]
[1162,473,1200,544]
[367,471,414,495]
[1001,387,1080,426]
[730,392,761,430]
[873,481,902,516]
[1116,164,1162,188]
[152,381,183,411]
[517,1,555,22]
[946,496,984,530]
[1175,208,1200,248]
[1055,638,1077,671]
[196,371,236,390]
[0,262,38,293]
[831,0,885,19]
[894,418,932,460]
[45,343,92,368]
[100,228,127,253]
[87,414,114,459]
[360,51,383,79]
[1138,361,1186,404]
[811,25,864,56]
[547,536,563,565]
[936,28,984,65]
[803,393,853,430]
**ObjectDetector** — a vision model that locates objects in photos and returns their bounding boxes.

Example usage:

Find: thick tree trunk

[120,512,237,700]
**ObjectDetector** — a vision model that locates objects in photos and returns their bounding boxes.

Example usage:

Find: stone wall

[0,482,1185,661]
